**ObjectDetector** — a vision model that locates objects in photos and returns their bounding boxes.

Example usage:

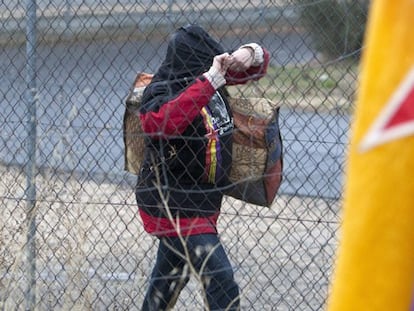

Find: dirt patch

[0,163,340,310]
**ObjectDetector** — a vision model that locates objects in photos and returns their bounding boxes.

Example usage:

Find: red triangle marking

[384,83,414,128]
[360,67,414,152]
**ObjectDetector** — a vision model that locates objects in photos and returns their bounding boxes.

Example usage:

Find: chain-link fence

[1,0,369,310]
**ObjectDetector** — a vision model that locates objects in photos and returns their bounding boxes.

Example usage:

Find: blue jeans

[142,234,240,311]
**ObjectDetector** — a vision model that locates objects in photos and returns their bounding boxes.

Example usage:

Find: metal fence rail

[0,0,368,310]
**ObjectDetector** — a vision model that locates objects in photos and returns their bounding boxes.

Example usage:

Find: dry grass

[228,61,359,113]
[0,163,340,310]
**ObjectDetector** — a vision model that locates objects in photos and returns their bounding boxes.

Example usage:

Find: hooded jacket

[135,25,270,237]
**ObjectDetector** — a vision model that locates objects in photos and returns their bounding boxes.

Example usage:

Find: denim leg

[142,234,239,311]
[142,238,190,311]
[187,234,240,311]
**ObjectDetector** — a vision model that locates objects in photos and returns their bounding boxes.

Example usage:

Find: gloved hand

[228,47,254,71]
[203,53,230,89]
[228,43,264,72]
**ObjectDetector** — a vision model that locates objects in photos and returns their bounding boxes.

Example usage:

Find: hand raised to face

[211,53,231,75]
[227,47,254,72]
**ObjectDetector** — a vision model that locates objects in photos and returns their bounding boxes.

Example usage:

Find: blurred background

[0,0,369,310]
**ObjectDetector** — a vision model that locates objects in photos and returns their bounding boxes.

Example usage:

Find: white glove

[203,53,230,89]
[228,43,264,71]
[229,47,254,71]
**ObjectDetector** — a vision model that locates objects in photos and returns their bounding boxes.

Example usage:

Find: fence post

[24,0,38,309]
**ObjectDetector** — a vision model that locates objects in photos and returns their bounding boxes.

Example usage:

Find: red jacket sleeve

[140,47,270,137]
[139,77,216,136]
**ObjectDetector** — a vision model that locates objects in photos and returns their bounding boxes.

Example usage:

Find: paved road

[0,31,348,199]
[1,0,293,41]
[3,0,290,18]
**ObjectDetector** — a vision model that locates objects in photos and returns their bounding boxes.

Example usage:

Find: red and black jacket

[135,25,270,236]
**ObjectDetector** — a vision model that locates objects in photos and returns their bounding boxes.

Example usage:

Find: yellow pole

[327,1,414,310]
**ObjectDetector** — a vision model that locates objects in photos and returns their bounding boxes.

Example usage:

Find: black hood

[156,24,224,81]
[140,25,225,112]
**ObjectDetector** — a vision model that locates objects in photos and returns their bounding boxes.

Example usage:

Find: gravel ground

[0,163,340,310]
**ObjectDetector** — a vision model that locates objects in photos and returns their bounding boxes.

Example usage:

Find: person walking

[135,24,270,310]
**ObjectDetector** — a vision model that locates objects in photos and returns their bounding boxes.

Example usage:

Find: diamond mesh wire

[0,0,369,310]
